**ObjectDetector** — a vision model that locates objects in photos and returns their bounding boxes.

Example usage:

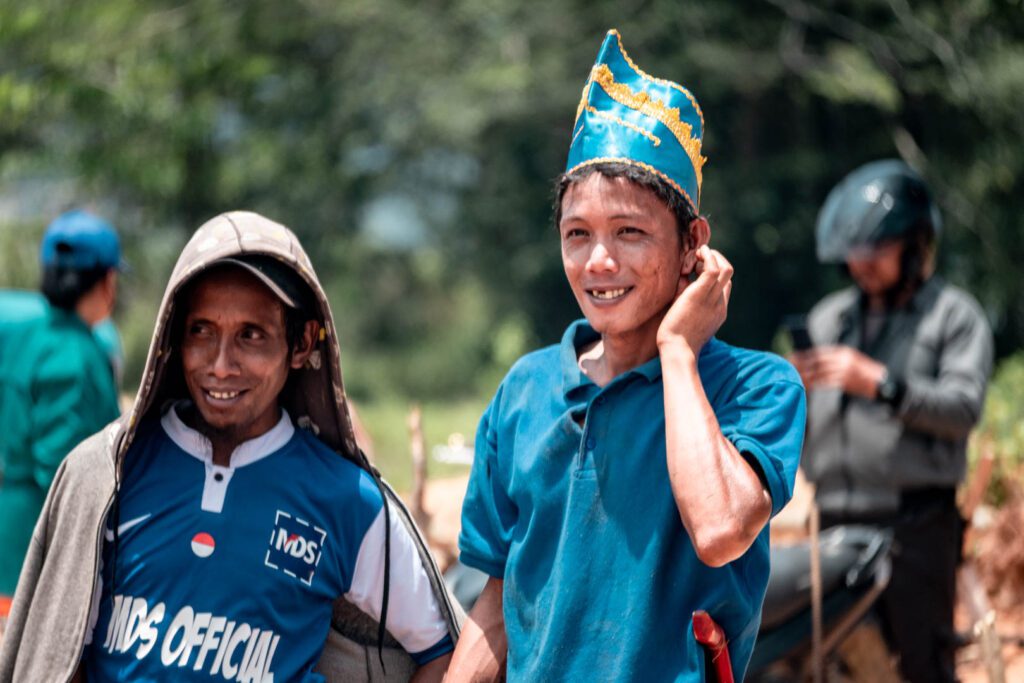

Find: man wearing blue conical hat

[449,31,806,681]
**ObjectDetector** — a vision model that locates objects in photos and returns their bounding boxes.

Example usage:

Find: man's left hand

[790,345,886,399]
[657,246,732,356]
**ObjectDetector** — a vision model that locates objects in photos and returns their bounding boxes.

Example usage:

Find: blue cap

[566,30,706,212]
[40,210,123,270]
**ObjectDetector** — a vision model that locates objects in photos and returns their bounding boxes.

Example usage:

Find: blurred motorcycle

[748,525,897,683]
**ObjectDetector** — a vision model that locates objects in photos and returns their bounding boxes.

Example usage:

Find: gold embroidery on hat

[608,29,705,131]
[591,64,706,189]
[575,75,593,124]
[585,105,661,147]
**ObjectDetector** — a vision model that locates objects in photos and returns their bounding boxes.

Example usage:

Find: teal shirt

[459,320,806,682]
[0,290,121,594]
[92,317,125,387]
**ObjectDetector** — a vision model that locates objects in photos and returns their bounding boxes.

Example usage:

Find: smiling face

[180,266,308,446]
[560,173,691,342]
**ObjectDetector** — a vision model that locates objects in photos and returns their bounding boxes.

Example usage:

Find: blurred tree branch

[2,0,1023,395]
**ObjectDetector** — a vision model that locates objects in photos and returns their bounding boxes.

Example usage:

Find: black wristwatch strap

[876,368,906,408]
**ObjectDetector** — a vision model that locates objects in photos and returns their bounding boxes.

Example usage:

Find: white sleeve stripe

[344,504,450,653]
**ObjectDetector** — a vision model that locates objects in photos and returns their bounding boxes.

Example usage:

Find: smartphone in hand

[782,315,813,351]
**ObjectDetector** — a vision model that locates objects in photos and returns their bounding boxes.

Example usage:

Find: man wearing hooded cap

[0,211,461,682]
[0,210,122,605]
[791,160,993,683]
[447,31,806,682]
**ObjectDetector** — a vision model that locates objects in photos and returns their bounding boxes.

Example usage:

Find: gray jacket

[802,276,993,517]
[0,212,463,682]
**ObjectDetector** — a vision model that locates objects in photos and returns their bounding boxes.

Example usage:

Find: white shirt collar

[161,401,295,469]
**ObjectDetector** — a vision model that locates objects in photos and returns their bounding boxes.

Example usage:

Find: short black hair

[40,265,112,310]
[283,305,315,354]
[553,162,698,239]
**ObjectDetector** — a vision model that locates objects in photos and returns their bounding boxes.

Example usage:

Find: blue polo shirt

[459,320,805,682]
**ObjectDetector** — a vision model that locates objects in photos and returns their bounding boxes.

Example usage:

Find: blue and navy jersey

[84,405,451,682]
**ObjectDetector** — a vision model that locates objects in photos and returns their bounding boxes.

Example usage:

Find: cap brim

[212,257,299,309]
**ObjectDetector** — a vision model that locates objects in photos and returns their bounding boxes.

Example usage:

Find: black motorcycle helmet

[816,160,941,301]
[816,159,941,263]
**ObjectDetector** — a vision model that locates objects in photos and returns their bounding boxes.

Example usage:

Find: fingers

[791,348,822,385]
[796,347,850,389]
[698,246,719,280]
[695,248,732,308]
[660,247,731,349]
[692,245,707,278]
[715,251,734,287]
[709,250,733,308]
[799,348,829,376]
[684,247,715,303]
[704,248,731,278]
[695,248,732,283]
[789,351,814,380]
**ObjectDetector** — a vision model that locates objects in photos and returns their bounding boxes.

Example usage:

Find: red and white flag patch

[190,532,215,558]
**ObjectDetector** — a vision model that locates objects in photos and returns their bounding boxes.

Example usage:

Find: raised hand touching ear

[657,245,733,356]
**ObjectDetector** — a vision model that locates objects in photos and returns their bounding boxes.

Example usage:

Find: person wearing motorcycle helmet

[791,159,994,683]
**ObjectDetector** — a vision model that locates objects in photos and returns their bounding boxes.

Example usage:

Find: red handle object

[693,610,734,683]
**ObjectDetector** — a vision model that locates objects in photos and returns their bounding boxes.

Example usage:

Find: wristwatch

[876,368,905,407]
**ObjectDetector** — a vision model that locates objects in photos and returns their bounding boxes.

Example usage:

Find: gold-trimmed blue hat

[566,29,706,212]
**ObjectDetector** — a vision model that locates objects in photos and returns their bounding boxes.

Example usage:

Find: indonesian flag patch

[191,532,215,558]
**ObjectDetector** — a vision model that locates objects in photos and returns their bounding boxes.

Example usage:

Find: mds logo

[264,510,327,586]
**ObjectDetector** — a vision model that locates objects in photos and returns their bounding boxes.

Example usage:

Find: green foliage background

[2,0,1023,417]
[972,351,1024,499]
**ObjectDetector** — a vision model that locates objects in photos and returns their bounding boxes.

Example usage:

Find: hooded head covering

[1,213,464,681]
[123,211,357,458]
[566,29,707,212]
[117,210,461,677]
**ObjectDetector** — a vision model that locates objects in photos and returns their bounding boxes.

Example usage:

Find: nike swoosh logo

[104,514,152,542]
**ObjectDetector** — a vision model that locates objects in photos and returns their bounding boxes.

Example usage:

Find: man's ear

[681,216,711,275]
[290,320,321,369]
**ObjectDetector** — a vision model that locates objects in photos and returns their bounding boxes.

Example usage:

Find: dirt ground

[957,606,1024,683]
[958,493,1024,682]
[410,472,1024,681]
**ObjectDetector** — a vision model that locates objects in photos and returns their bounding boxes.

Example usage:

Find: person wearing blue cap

[0,209,123,600]
[448,30,806,681]
[791,160,993,683]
